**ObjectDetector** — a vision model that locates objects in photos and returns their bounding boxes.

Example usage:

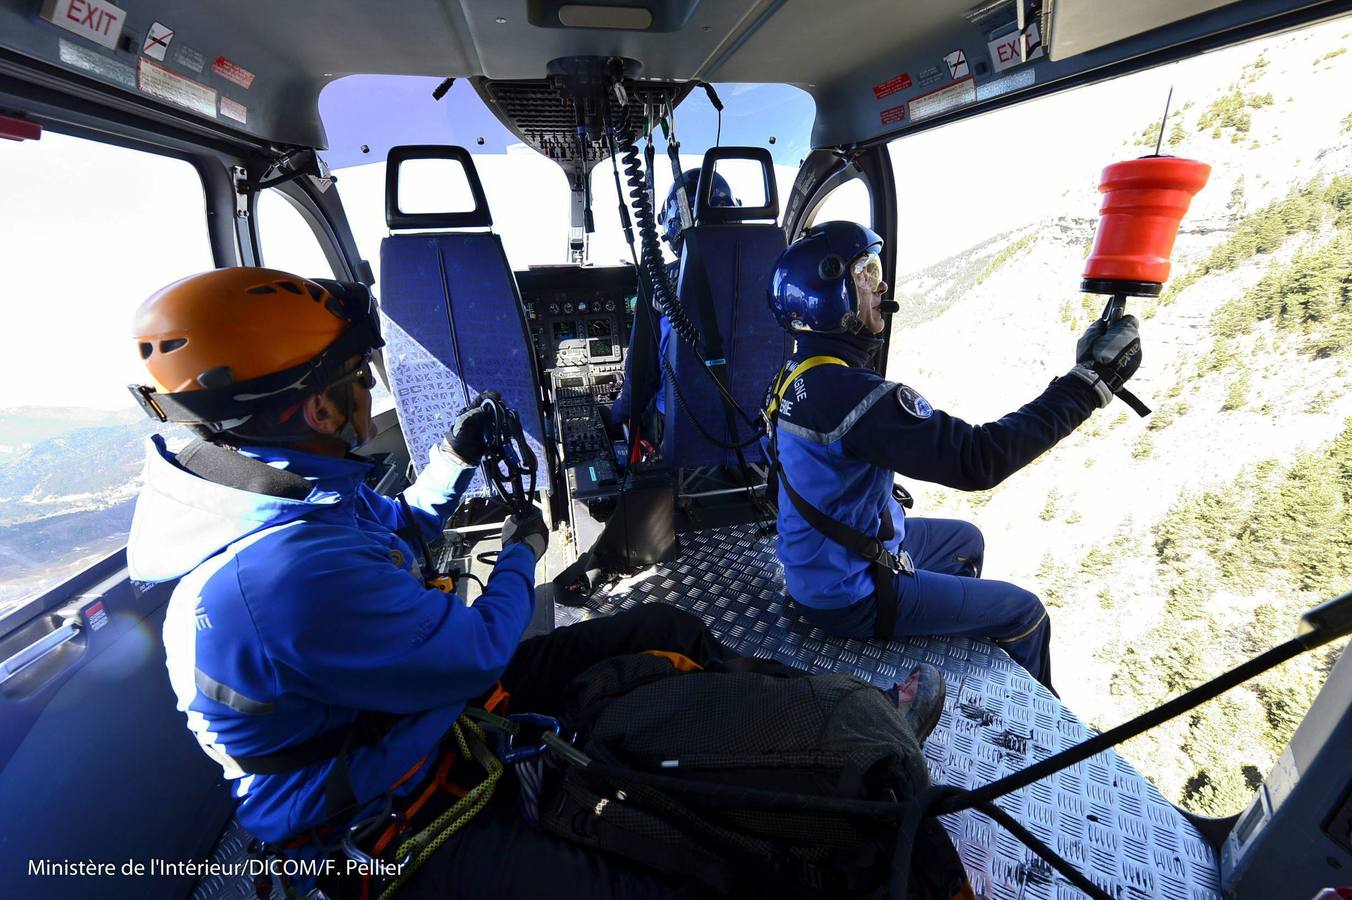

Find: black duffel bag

[539,652,971,899]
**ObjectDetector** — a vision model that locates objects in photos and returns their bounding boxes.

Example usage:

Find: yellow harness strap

[766,355,848,418]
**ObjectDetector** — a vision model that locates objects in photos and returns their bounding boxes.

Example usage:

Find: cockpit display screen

[589,318,612,337]
[552,321,577,341]
[588,338,613,358]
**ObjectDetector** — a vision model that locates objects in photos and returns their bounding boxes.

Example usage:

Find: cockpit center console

[517,265,637,498]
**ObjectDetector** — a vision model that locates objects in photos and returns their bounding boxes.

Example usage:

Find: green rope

[376,718,503,900]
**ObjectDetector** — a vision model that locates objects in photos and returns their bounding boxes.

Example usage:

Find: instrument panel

[516,265,637,478]
[516,264,636,371]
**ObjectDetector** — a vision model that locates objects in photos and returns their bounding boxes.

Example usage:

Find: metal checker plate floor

[557,525,1223,900]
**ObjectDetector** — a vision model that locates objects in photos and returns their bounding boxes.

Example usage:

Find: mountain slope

[887,22,1352,815]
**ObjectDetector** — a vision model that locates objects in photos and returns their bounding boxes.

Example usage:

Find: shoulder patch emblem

[895,384,933,419]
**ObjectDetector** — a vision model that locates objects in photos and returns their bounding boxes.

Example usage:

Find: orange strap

[480,681,511,715]
[642,650,704,673]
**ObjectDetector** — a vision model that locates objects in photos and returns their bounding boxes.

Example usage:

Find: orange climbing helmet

[129,267,383,427]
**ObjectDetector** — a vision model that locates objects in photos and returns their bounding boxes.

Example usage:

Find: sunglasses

[852,253,884,294]
[328,360,377,391]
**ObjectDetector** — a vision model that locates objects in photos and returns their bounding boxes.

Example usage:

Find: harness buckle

[897,549,916,576]
[872,543,915,577]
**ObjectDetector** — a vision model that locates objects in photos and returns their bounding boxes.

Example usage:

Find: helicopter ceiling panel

[558,524,1225,900]
[1,0,1341,152]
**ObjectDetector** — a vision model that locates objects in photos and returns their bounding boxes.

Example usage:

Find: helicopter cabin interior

[1,1,1351,899]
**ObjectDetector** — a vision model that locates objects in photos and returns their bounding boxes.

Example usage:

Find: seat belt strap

[766,355,848,417]
[776,467,911,577]
[766,355,912,638]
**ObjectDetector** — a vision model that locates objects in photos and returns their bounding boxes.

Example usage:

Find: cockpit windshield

[318,76,814,272]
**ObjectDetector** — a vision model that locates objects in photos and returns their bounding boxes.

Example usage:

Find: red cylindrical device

[1083,157,1211,288]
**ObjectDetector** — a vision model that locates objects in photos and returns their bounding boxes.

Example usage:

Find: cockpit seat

[661,148,790,470]
[378,145,549,503]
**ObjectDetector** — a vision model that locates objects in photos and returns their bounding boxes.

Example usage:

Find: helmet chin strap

[333,380,367,451]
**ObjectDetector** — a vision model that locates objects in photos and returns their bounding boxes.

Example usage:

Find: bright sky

[0,20,1339,413]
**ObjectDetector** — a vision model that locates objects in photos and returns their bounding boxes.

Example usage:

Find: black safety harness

[764,356,915,639]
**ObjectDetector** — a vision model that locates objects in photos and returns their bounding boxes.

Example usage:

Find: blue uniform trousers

[798,517,1054,693]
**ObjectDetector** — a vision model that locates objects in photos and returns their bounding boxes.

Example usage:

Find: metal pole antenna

[1154,84,1174,156]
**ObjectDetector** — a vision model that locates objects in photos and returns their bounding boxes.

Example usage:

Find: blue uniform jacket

[771,333,1099,610]
[126,435,536,842]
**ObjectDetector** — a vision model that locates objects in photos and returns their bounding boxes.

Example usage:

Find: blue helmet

[768,221,885,334]
[658,168,738,250]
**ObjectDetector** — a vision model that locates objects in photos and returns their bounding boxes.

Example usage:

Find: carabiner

[496,713,562,765]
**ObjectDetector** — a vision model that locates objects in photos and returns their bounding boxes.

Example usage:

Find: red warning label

[211,56,254,89]
[880,104,906,126]
[83,599,108,632]
[872,72,913,100]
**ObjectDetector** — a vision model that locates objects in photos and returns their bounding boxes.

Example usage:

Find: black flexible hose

[619,142,702,351]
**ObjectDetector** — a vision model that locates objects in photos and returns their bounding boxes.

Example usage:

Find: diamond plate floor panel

[557,524,1223,900]
[190,818,284,900]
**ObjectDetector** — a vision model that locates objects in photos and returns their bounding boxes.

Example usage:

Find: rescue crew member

[125,268,945,897]
[610,168,737,438]
[764,222,1143,692]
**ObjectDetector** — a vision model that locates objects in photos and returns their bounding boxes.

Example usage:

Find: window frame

[782,145,899,376]
[0,92,237,630]
[248,179,361,282]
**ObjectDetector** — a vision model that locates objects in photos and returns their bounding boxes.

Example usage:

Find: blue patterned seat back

[661,224,789,469]
[379,232,547,498]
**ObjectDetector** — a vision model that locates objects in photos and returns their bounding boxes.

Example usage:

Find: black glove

[501,507,548,562]
[444,391,500,465]
[1070,316,1142,408]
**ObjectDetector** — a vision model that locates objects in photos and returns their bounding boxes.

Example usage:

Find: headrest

[385,145,492,230]
[695,146,779,225]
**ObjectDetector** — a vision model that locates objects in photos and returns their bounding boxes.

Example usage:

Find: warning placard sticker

[219,96,247,124]
[138,57,217,117]
[173,43,205,72]
[142,21,173,61]
[908,76,976,122]
[58,38,135,89]
[880,104,906,126]
[83,600,108,632]
[211,56,255,89]
[944,49,969,80]
[872,72,912,100]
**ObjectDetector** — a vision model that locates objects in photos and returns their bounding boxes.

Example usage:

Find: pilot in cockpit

[609,168,737,444]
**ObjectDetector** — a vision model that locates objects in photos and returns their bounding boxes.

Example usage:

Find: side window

[807,177,871,229]
[255,188,336,279]
[255,189,395,415]
[885,19,1352,817]
[0,131,213,620]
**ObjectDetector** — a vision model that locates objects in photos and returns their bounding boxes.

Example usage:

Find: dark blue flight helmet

[768,221,885,334]
[658,168,738,250]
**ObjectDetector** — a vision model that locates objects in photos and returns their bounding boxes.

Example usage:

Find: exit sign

[40,0,127,51]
